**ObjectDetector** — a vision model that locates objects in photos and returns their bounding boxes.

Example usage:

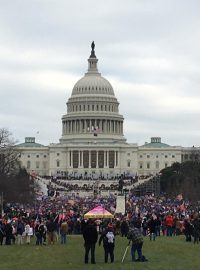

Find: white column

[81,151,83,167]
[90,119,92,132]
[79,120,81,133]
[71,151,73,168]
[78,151,81,167]
[96,151,98,168]
[107,151,109,167]
[89,151,91,168]
[62,122,64,135]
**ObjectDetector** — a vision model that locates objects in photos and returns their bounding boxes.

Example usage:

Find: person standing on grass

[121,217,129,237]
[46,218,57,245]
[147,216,157,241]
[16,218,25,245]
[192,213,200,244]
[24,222,31,244]
[5,220,13,245]
[82,219,98,264]
[35,220,45,245]
[99,223,115,263]
[165,213,174,237]
[60,219,68,244]
[0,220,5,245]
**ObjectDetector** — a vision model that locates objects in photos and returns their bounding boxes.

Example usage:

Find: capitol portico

[17,43,193,178]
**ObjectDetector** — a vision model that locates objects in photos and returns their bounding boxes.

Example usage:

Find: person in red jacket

[165,213,174,236]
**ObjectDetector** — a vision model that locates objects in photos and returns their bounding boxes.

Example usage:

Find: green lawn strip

[0,235,200,270]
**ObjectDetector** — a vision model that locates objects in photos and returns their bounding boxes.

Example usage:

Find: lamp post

[124,189,129,216]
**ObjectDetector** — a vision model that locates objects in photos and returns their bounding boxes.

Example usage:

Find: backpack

[106,231,114,243]
[39,224,45,234]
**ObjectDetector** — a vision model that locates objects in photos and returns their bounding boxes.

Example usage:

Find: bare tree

[0,128,20,176]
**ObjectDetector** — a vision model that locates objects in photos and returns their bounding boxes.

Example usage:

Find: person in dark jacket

[121,218,129,237]
[147,216,157,241]
[5,221,13,245]
[0,220,5,245]
[184,218,193,242]
[99,223,115,263]
[192,213,200,244]
[46,218,57,244]
[82,219,98,264]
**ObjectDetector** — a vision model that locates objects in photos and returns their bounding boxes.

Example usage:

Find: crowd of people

[1,188,200,264]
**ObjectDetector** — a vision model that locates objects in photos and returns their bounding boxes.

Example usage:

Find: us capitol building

[16,43,195,178]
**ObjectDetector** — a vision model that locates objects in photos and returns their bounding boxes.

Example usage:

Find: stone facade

[16,45,196,178]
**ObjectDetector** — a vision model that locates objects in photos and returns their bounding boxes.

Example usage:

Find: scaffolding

[132,176,160,197]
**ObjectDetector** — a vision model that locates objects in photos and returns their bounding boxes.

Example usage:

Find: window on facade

[140,155,143,158]
[147,163,150,169]
[57,153,60,156]
[156,155,159,158]
[127,160,131,167]
[147,155,150,158]
[165,155,168,158]
[44,155,46,158]
[36,161,40,169]
[43,162,47,169]
[139,163,143,169]
[127,153,130,156]
[27,155,30,158]
[165,163,168,168]
[57,160,60,167]
[27,161,31,169]
[172,155,175,158]
[36,155,39,158]
[156,161,159,169]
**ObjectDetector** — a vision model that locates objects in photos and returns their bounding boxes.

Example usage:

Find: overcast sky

[1,0,200,147]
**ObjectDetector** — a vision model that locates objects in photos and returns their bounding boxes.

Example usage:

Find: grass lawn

[0,235,199,270]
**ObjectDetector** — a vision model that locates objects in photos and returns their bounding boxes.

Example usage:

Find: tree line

[0,128,35,204]
[160,161,200,201]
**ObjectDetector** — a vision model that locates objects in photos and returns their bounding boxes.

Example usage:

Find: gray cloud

[0,0,200,147]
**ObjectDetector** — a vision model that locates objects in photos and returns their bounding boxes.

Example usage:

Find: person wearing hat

[99,223,115,263]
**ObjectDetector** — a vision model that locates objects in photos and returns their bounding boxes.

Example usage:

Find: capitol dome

[60,42,126,144]
[72,75,115,96]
